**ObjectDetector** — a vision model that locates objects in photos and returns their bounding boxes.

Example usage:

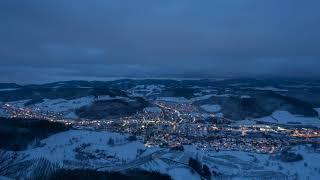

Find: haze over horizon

[1,0,320,83]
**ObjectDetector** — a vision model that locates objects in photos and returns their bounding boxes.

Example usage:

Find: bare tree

[29,158,59,179]
[0,150,31,177]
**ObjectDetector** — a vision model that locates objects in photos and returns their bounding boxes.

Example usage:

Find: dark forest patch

[0,117,70,151]
[76,98,149,119]
[48,169,172,180]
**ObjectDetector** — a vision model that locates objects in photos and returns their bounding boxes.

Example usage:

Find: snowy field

[5,95,131,119]
[242,86,288,92]
[144,107,162,113]
[315,108,320,117]
[156,94,219,103]
[0,88,19,91]
[25,130,149,167]
[3,128,320,180]
[142,144,320,179]
[156,97,190,103]
[5,100,30,108]
[181,145,320,179]
[19,129,203,180]
[255,111,320,127]
[201,104,221,113]
[129,85,164,97]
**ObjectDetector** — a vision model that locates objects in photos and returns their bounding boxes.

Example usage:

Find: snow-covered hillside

[19,129,203,179]
[242,86,288,92]
[255,111,320,127]
[130,85,164,97]
[25,130,151,167]
[315,108,320,117]
[201,104,221,113]
[156,94,216,103]
[10,129,318,180]
[0,88,19,91]
[6,95,131,119]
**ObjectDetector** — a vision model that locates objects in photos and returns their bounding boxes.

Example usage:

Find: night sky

[1,0,320,83]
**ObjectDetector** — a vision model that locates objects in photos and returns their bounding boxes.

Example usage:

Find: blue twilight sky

[0,0,320,83]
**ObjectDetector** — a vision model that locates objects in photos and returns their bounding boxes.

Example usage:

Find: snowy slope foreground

[13,130,209,179]
[141,144,320,179]
[3,124,320,179]
[25,130,148,168]
[178,145,320,179]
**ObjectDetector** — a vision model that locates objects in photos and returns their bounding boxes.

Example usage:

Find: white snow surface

[240,95,251,99]
[0,176,13,180]
[242,86,288,92]
[130,85,163,97]
[182,144,320,179]
[157,94,215,103]
[201,104,221,113]
[11,128,320,180]
[234,119,256,126]
[144,107,162,113]
[20,95,130,119]
[0,88,18,91]
[190,94,214,101]
[140,154,200,180]
[315,108,320,117]
[25,130,147,166]
[255,111,320,127]
[156,97,190,103]
[31,97,93,113]
[6,100,31,108]
[167,168,200,180]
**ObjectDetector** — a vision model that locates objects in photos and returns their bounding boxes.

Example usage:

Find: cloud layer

[0,0,319,83]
